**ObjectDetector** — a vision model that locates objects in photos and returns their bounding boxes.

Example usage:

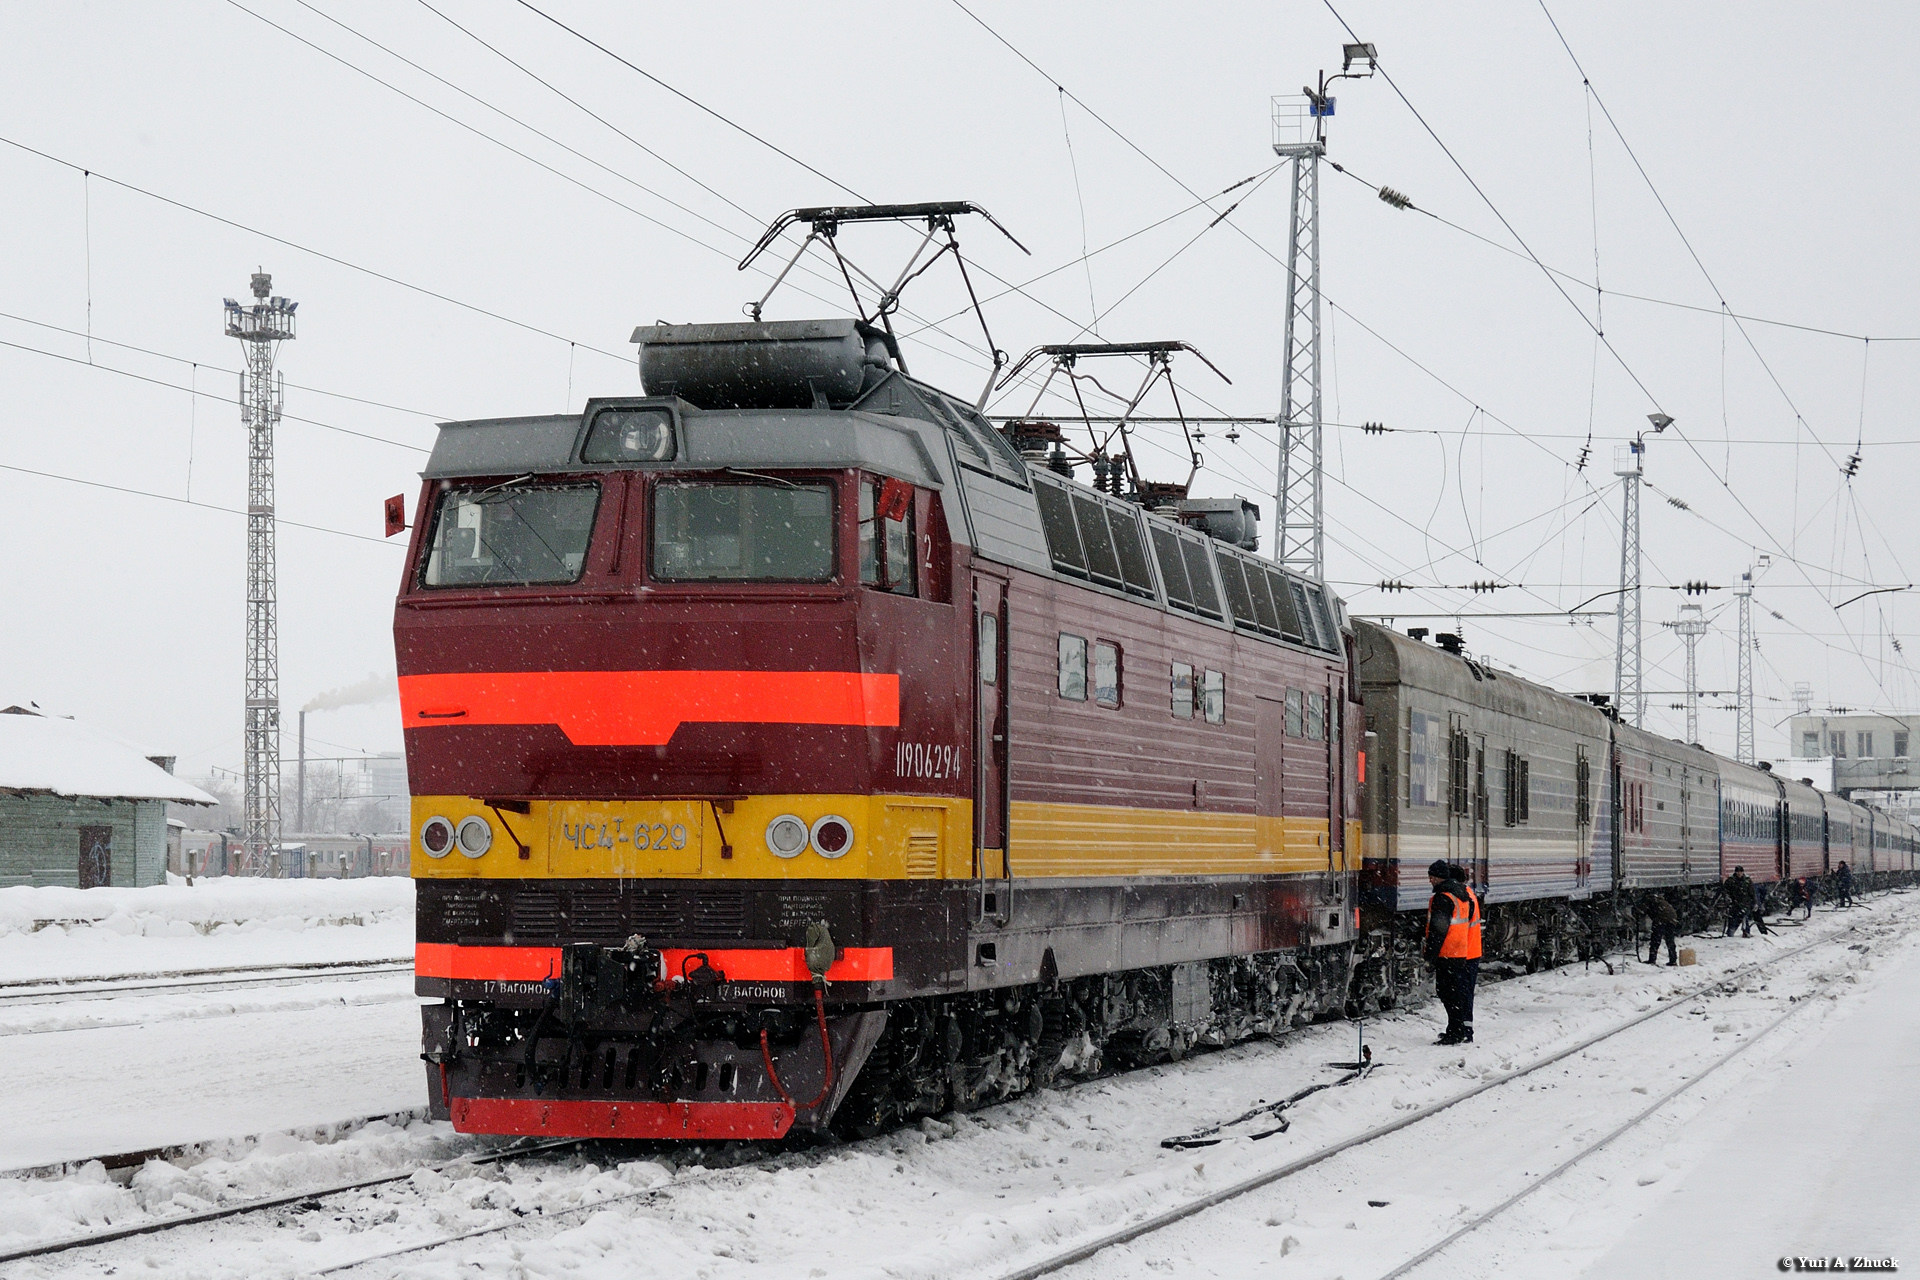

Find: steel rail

[985,915,1876,1280]
[0,1138,582,1265]
[0,955,411,994]
[0,963,413,1009]
[1375,996,1812,1278]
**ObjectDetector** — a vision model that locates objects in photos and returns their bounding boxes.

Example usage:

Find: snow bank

[0,878,412,982]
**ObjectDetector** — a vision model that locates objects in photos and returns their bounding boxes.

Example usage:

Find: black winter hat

[1427,859,1451,879]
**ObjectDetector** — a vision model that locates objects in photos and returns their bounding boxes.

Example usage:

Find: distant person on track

[1643,890,1680,966]
[1835,861,1855,908]
[1723,867,1754,937]
[1424,859,1482,1045]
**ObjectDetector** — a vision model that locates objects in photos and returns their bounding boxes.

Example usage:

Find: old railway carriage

[1353,621,1606,976]
[397,319,1359,1141]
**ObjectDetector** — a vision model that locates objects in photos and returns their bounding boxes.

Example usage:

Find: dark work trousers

[1648,922,1679,965]
[1433,958,1479,1034]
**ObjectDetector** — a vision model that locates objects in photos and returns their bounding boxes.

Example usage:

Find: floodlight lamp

[1647,412,1674,432]
[1342,42,1377,73]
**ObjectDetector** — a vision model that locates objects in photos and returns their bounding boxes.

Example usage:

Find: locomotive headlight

[809,815,853,858]
[455,815,493,858]
[766,814,809,858]
[420,815,455,858]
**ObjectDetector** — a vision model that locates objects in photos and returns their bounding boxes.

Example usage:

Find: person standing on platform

[1644,891,1680,966]
[1424,859,1482,1045]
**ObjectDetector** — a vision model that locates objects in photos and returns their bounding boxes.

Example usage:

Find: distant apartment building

[1789,712,1919,796]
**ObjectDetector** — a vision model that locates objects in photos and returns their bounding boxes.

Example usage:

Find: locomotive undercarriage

[422,942,1361,1140]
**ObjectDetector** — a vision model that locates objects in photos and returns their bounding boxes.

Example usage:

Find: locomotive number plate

[546,801,704,876]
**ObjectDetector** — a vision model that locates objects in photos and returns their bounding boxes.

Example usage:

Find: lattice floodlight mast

[1271,43,1374,580]
[1670,603,1709,744]
[224,273,296,873]
[1735,573,1756,763]
[1612,413,1671,728]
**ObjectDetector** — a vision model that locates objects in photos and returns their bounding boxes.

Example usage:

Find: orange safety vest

[1428,883,1483,960]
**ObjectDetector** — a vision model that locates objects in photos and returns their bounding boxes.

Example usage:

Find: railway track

[986,920,1862,1280]
[0,957,412,1008]
[0,913,1881,1275]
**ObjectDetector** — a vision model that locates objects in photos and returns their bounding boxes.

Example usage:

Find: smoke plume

[303,673,399,714]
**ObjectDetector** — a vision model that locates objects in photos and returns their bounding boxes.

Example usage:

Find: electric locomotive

[397,310,1366,1140]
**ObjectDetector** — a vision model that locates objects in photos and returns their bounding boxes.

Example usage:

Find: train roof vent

[631,318,897,410]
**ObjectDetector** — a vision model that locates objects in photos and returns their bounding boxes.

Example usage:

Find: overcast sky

[2,1,1916,777]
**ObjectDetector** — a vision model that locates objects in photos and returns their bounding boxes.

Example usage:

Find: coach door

[973,574,1010,922]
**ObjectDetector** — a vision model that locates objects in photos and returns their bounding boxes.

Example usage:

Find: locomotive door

[972,574,1010,923]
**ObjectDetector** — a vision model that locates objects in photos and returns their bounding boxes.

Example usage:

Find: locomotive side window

[1107,507,1158,598]
[652,480,834,582]
[1289,580,1321,648]
[858,479,916,596]
[1058,634,1088,701]
[1170,662,1195,718]
[1072,494,1124,587]
[1286,688,1304,736]
[1151,527,1194,610]
[422,482,601,587]
[978,613,998,686]
[1034,481,1086,577]
[1306,691,1325,740]
[1093,642,1121,707]
[1179,536,1224,619]
[1215,554,1257,629]
[1202,670,1226,724]
[1267,568,1305,640]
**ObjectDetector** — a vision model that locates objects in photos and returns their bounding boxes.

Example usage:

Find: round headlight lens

[766,814,809,858]
[810,815,853,858]
[420,815,454,858]
[455,815,492,858]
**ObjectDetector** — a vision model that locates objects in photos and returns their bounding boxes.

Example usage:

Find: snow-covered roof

[0,711,216,805]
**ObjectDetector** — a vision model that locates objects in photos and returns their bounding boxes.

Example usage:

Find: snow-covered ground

[2,888,1914,1278]
[0,879,411,983]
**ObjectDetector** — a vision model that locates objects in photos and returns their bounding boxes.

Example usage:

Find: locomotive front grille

[689,887,748,935]
[510,888,561,939]
[569,887,625,939]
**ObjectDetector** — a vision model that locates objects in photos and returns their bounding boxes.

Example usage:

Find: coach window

[1093,642,1122,708]
[1306,691,1326,740]
[1170,662,1195,718]
[1286,688,1304,736]
[1202,670,1226,724]
[1058,634,1088,701]
[858,478,916,596]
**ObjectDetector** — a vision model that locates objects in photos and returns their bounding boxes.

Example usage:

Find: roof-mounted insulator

[1377,186,1413,210]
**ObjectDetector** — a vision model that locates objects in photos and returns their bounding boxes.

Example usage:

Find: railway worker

[1423,859,1482,1045]
[1835,861,1856,908]
[1723,867,1754,937]
[1643,891,1680,966]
